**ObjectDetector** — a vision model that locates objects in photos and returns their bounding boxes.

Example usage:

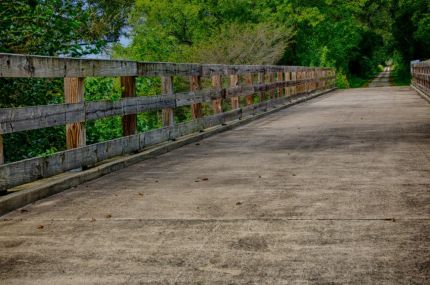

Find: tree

[0,0,132,162]
[189,23,294,65]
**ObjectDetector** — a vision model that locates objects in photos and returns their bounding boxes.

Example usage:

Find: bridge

[0,54,429,283]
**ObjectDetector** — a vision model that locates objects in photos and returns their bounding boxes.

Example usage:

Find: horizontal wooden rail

[0,91,337,190]
[411,61,430,96]
[0,53,336,191]
[0,53,332,78]
[0,77,335,134]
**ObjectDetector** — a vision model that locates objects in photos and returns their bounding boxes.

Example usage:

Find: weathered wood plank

[277,72,284,97]
[268,73,275,99]
[284,71,290,96]
[412,62,430,96]
[121,76,137,136]
[0,80,305,134]
[244,74,254,105]
[86,96,175,121]
[161,76,175,127]
[0,135,3,165]
[230,75,240,109]
[190,75,203,119]
[0,53,137,78]
[64,77,86,149]
[0,88,334,191]
[211,75,223,114]
[258,72,265,102]
[0,103,84,134]
[175,88,218,108]
[133,62,307,77]
[292,72,297,95]
[1,53,319,78]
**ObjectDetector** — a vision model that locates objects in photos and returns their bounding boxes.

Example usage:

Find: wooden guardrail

[411,61,430,96]
[0,53,336,191]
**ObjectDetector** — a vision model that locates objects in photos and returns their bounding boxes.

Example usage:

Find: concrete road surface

[1,86,429,284]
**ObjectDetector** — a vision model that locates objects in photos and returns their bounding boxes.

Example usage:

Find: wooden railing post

[330,70,334,88]
[305,70,308,93]
[0,135,3,164]
[316,69,320,90]
[277,71,284,97]
[230,74,240,109]
[284,71,290,96]
[121,76,137,136]
[322,70,326,88]
[161,76,174,127]
[64,77,86,149]
[312,69,316,92]
[304,70,307,93]
[211,75,223,114]
[295,71,299,94]
[258,72,265,102]
[190,75,203,118]
[291,71,296,95]
[269,73,275,99]
[244,73,254,105]
[310,69,313,92]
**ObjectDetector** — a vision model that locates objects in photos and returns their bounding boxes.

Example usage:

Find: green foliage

[188,22,294,64]
[84,78,122,144]
[1,78,66,162]
[348,76,370,89]
[391,52,412,86]
[335,70,350,89]
[85,77,122,102]
[0,0,132,56]
[392,0,430,61]
[2,0,430,163]
[120,0,413,87]
[0,0,132,162]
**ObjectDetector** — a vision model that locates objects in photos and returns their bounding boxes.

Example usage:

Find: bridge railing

[0,53,336,191]
[411,61,430,96]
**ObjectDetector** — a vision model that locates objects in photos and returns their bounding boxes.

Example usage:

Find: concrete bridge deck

[1,86,430,284]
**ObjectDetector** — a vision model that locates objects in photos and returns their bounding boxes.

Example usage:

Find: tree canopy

[0,0,429,162]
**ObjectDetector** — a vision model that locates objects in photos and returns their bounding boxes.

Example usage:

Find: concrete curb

[411,84,430,104]
[0,88,336,216]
